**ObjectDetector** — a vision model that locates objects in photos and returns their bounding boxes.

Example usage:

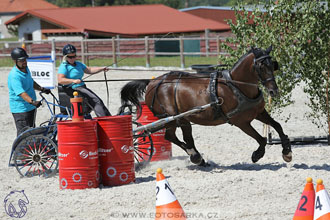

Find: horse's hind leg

[256,109,292,162]
[236,122,267,163]
[164,122,187,152]
[179,119,208,166]
[164,120,207,166]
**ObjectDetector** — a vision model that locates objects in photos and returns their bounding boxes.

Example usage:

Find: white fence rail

[0,36,230,68]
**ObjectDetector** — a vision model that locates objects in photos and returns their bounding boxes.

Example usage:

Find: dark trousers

[12,109,36,136]
[74,85,111,117]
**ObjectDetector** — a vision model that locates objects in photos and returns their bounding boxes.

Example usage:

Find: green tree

[53,0,91,7]
[219,0,330,130]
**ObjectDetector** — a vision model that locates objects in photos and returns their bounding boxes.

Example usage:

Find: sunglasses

[67,55,76,59]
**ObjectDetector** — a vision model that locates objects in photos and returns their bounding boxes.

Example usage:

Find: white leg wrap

[186,148,197,156]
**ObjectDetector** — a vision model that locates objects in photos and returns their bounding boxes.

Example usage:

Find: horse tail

[118,80,150,115]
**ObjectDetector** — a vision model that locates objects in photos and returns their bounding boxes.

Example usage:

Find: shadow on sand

[187,161,330,172]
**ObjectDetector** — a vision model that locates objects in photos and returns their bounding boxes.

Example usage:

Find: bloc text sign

[28,60,55,89]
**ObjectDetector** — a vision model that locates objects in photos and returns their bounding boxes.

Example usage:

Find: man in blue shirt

[58,44,111,117]
[8,47,50,136]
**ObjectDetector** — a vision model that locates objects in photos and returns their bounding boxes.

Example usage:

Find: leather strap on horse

[173,73,183,115]
[150,73,169,118]
[222,70,264,118]
[209,71,229,122]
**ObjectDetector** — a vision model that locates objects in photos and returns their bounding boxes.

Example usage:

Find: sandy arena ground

[0,66,329,220]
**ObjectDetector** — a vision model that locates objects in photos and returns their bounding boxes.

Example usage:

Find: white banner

[28,60,55,89]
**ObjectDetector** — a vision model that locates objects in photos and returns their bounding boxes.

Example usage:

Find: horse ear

[273,61,279,71]
[266,45,272,54]
[250,46,256,55]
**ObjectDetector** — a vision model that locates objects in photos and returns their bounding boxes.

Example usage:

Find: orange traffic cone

[314,179,330,220]
[155,168,186,220]
[293,177,315,220]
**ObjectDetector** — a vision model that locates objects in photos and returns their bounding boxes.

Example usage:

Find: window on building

[24,33,33,41]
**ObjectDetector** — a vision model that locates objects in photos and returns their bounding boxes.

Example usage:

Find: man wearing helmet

[8,47,50,136]
[58,44,111,117]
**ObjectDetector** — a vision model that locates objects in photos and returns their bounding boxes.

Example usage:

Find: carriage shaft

[133,103,212,133]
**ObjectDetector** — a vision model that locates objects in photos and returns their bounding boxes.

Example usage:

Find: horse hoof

[190,154,203,165]
[251,152,258,163]
[251,151,263,163]
[198,159,210,167]
[282,152,292,162]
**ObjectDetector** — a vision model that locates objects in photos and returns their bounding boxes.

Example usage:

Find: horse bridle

[253,55,276,85]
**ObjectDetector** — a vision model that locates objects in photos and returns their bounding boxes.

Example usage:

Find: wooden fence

[0,36,230,68]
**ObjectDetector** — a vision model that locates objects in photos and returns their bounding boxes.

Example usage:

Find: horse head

[252,46,279,97]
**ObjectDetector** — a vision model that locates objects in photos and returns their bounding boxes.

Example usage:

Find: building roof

[181,6,263,25]
[6,4,230,37]
[0,0,58,13]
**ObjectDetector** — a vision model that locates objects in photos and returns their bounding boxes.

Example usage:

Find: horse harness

[149,70,264,123]
[209,70,264,122]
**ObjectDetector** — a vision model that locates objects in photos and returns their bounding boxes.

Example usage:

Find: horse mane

[167,71,191,76]
[231,47,266,71]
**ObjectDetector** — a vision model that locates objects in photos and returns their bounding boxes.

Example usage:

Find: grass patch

[87,56,220,68]
[0,56,220,68]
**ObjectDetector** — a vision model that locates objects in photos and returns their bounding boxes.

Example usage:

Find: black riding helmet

[62,44,76,55]
[11,47,29,60]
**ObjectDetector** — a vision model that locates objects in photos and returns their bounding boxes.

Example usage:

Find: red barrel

[137,102,172,161]
[96,115,135,186]
[57,120,99,190]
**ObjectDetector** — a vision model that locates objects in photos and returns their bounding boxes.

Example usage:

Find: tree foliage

[219,0,330,130]
[46,0,268,8]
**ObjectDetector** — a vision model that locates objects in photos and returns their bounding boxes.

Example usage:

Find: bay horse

[119,46,292,166]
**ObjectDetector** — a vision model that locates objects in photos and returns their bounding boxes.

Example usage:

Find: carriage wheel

[13,135,58,178]
[133,121,154,170]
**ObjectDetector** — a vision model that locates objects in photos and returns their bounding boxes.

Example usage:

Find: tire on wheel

[132,121,154,170]
[13,134,58,178]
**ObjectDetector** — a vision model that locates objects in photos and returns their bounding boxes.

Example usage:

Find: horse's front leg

[235,122,267,163]
[256,109,292,162]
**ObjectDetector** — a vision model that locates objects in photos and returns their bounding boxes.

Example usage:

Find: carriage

[8,91,157,178]
[9,46,292,178]
[8,88,211,178]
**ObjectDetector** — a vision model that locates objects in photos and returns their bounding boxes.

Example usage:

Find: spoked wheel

[13,135,58,178]
[133,121,154,170]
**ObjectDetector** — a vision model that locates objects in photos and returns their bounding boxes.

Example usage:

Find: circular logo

[72,173,82,183]
[61,178,68,189]
[148,146,156,156]
[88,181,93,187]
[121,145,129,153]
[79,150,88,159]
[119,172,128,182]
[106,167,116,178]
[96,170,100,181]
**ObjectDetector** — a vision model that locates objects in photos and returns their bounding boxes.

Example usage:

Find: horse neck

[230,54,259,98]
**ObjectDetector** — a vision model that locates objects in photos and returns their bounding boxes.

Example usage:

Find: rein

[83,76,259,87]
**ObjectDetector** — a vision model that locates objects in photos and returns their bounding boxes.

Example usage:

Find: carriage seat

[191,64,228,75]
[57,85,92,115]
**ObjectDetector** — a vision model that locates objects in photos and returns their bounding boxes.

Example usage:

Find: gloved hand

[41,87,51,94]
[31,100,42,108]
